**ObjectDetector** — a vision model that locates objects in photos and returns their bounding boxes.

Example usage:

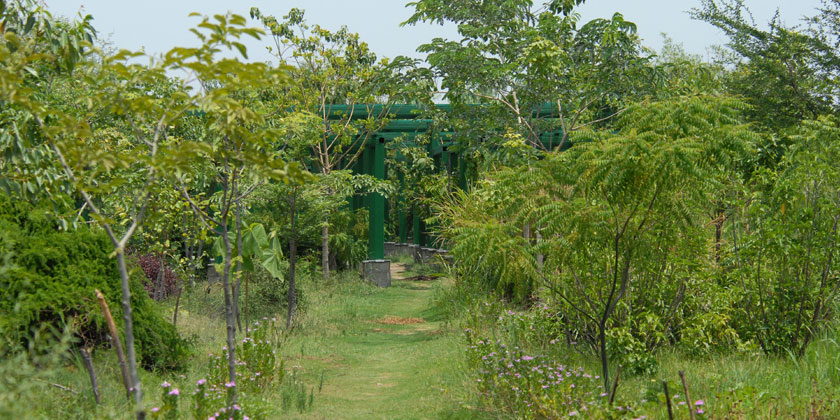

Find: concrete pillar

[363,259,391,288]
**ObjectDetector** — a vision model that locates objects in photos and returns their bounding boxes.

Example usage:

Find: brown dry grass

[377,315,425,325]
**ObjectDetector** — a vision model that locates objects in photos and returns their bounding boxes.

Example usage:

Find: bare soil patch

[378,315,425,325]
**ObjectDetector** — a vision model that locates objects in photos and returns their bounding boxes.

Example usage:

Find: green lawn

[279,263,486,420]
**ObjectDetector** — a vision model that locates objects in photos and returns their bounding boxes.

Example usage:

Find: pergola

[327,104,568,260]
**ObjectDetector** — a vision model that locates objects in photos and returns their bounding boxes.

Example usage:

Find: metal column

[368,137,386,260]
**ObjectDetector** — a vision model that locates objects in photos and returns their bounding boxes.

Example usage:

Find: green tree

[436,95,756,391]
[728,116,840,356]
[171,13,307,406]
[404,0,651,154]
[251,7,426,279]
[692,0,840,132]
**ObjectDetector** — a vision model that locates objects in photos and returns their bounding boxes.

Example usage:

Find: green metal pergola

[328,104,567,260]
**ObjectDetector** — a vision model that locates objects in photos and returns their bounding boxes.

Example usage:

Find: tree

[435,95,756,391]
[171,13,307,407]
[692,0,840,132]
[251,7,427,279]
[404,0,651,155]
[728,116,840,356]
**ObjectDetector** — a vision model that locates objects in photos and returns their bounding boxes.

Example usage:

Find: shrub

[136,252,179,301]
[0,195,190,370]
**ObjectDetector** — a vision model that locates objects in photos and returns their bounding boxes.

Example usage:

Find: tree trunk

[599,322,609,393]
[220,222,238,406]
[94,289,131,399]
[245,271,250,336]
[714,206,724,264]
[80,347,101,405]
[172,284,182,328]
[234,201,244,332]
[116,251,145,419]
[322,224,330,282]
[287,188,298,330]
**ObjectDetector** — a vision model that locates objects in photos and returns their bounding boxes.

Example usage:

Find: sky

[46,0,825,64]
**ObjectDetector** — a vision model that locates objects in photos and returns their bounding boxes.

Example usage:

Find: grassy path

[281,263,479,420]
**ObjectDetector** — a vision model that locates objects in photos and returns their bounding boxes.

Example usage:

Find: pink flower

[695,400,705,406]
[151,407,159,412]
[697,409,705,414]
[161,381,171,388]
[197,379,207,386]
[225,381,236,388]
[168,388,179,396]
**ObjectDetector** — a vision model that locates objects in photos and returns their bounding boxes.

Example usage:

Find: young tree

[251,7,426,279]
[435,95,756,391]
[1,14,194,420]
[171,13,307,406]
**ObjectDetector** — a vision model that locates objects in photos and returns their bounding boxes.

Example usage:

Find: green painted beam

[325,103,561,120]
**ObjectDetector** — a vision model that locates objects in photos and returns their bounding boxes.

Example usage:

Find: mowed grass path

[280,264,483,420]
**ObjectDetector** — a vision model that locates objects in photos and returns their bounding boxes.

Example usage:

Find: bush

[136,252,179,301]
[0,195,190,370]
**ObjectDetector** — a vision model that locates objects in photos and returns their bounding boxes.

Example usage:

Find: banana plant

[213,222,286,279]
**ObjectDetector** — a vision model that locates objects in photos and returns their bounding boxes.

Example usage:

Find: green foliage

[691,0,840,131]
[0,321,74,419]
[727,116,840,356]
[0,195,189,370]
[405,0,651,154]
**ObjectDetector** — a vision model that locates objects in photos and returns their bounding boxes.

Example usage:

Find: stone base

[410,245,422,263]
[420,247,437,264]
[394,243,412,257]
[362,259,391,288]
[384,242,396,257]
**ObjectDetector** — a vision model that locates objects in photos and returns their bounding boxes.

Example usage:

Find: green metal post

[458,154,468,190]
[383,161,390,239]
[368,137,386,260]
[442,147,451,175]
[412,206,421,245]
[398,172,407,243]
[362,143,372,211]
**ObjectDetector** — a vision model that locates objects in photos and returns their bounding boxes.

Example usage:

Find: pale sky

[47,0,823,63]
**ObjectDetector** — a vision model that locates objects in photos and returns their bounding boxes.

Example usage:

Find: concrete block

[384,242,396,257]
[363,259,391,288]
[410,245,422,263]
[420,247,437,264]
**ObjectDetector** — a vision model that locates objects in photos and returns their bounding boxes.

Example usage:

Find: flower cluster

[466,332,639,419]
[152,318,283,420]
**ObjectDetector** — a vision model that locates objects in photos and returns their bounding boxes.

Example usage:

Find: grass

[2,261,488,419]
[279,262,487,420]
[8,259,840,419]
[613,335,840,418]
